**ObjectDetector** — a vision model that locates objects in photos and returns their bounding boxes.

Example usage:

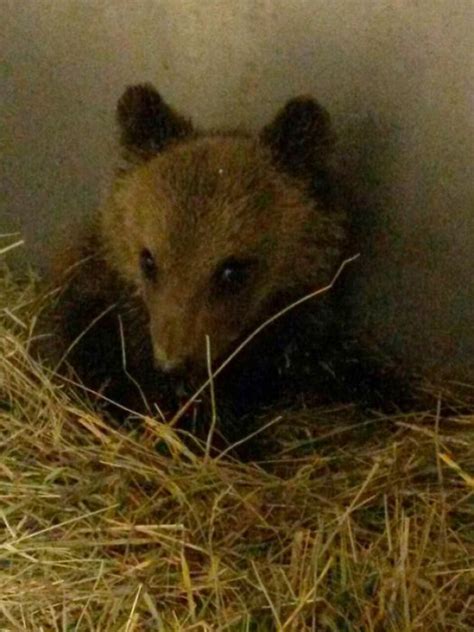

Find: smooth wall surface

[2,0,473,377]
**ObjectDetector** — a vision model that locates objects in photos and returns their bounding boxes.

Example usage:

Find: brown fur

[36,84,348,435]
[102,135,345,373]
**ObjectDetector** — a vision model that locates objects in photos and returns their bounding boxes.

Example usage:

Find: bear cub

[37,83,373,446]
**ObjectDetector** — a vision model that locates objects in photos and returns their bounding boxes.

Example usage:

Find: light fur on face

[100,136,346,371]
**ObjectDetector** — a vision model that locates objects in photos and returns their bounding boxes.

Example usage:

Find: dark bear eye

[139,248,157,281]
[214,257,255,294]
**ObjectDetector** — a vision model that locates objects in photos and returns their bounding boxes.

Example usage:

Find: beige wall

[2,0,473,377]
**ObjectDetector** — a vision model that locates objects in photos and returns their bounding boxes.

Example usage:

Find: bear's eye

[139,248,158,282]
[213,257,256,295]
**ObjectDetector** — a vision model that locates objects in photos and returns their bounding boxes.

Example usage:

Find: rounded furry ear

[261,96,335,189]
[117,83,193,158]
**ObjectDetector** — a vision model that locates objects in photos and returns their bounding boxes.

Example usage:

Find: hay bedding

[0,260,473,631]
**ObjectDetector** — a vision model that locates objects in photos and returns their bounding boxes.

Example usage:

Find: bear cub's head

[100,83,345,376]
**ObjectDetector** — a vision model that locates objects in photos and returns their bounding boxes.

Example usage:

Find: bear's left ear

[260,96,335,187]
[116,83,193,159]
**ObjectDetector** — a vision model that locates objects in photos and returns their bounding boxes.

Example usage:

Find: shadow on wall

[336,108,474,379]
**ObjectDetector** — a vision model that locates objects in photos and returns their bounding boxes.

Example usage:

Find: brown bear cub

[36,83,370,447]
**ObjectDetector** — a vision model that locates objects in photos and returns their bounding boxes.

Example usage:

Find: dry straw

[0,257,473,630]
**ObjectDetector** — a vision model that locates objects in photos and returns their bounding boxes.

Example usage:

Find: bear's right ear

[260,96,335,190]
[117,83,193,159]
